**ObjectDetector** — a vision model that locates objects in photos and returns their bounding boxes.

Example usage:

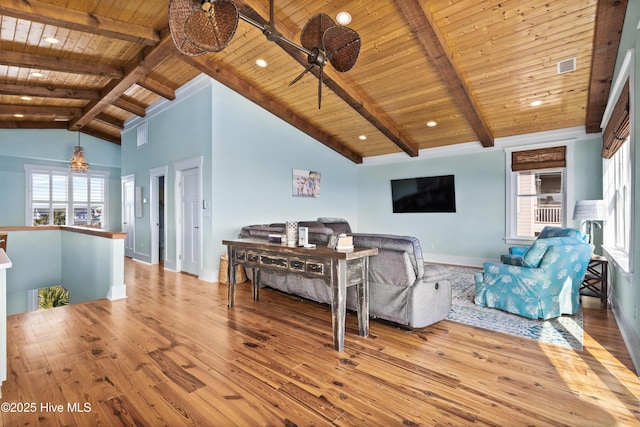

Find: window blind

[511,146,566,171]
[602,79,630,159]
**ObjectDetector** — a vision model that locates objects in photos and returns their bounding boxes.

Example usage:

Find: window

[505,142,573,244]
[25,165,109,228]
[601,55,633,274]
[514,169,564,237]
[603,133,633,273]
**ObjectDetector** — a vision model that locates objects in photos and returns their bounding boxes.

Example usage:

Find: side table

[580,255,608,308]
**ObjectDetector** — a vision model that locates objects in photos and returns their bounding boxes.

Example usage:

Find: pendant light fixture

[69,132,90,172]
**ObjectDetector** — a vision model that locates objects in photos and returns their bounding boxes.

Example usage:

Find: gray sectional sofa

[237,218,452,328]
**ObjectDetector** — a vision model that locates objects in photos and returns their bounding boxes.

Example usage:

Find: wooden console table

[222,239,378,351]
[580,255,608,308]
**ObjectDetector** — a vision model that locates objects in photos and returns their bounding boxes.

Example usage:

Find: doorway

[175,157,202,276]
[121,175,135,258]
[150,166,168,266]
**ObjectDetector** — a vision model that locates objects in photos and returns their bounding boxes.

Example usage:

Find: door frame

[121,174,136,258]
[174,157,203,275]
[149,165,168,265]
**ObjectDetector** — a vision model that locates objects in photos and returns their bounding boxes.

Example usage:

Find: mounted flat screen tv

[391,175,456,213]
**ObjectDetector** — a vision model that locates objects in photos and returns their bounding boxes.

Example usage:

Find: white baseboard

[610,286,640,377]
[107,284,127,301]
[423,253,495,269]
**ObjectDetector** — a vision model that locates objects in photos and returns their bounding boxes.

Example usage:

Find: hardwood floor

[3,258,640,426]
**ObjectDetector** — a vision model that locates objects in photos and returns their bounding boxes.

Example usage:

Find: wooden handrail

[0,226,126,240]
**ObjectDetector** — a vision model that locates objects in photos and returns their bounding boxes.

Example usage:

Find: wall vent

[557,58,576,74]
[136,122,148,147]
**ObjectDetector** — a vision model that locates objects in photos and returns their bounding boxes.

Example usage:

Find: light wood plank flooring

[3,258,640,426]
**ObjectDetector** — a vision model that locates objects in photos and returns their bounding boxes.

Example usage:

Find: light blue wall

[210,81,359,264]
[122,76,359,280]
[121,81,213,270]
[0,129,122,229]
[356,135,603,265]
[4,230,62,314]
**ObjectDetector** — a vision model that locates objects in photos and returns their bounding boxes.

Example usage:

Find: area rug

[443,266,583,350]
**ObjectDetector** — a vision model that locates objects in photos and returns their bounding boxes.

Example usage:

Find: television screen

[391,175,456,213]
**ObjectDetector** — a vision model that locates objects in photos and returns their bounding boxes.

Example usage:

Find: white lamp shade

[573,200,605,221]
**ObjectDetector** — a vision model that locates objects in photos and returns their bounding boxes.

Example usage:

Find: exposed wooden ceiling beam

[0,0,159,46]
[396,0,494,148]
[0,121,68,129]
[180,50,363,164]
[79,128,121,145]
[69,30,176,130]
[0,105,82,117]
[586,0,628,133]
[0,83,100,100]
[112,98,147,118]
[138,77,176,100]
[94,113,125,130]
[0,49,123,79]
[235,2,419,158]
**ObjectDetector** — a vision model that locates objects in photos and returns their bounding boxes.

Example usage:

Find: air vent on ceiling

[557,58,577,74]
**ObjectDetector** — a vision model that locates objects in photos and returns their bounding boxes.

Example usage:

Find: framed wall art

[292,169,321,197]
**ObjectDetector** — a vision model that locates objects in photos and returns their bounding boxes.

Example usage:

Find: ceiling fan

[168,0,362,108]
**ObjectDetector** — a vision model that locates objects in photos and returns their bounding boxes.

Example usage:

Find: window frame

[504,140,575,246]
[24,164,110,228]
[601,50,635,276]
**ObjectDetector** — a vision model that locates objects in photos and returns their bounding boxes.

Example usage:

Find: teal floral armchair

[500,226,589,266]
[474,229,593,320]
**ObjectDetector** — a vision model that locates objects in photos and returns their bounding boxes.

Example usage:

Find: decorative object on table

[285,221,298,246]
[327,235,338,249]
[446,266,583,350]
[298,226,309,246]
[335,234,354,251]
[292,169,321,197]
[268,233,286,243]
[573,199,606,244]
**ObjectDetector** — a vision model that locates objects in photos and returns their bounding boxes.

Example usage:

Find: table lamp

[573,200,606,244]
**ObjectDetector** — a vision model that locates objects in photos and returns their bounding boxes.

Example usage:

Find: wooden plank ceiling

[0,0,627,163]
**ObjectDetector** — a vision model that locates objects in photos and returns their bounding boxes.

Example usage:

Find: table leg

[357,256,369,338]
[252,268,260,301]
[331,259,347,351]
[227,246,235,308]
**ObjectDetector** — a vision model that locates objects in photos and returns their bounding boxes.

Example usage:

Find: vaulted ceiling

[0,0,627,163]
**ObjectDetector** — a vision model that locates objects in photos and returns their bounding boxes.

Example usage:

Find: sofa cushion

[538,226,588,241]
[317,217,352,234]
[351,233,424,279]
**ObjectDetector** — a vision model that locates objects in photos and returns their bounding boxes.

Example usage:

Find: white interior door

[180,167,201,275]
[121,175,135,257]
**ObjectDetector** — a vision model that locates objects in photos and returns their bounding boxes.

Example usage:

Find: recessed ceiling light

[426,121,438,127]
[20,96,33,101]
[30,72,43,77]
[358,135,367,140]
[336,12,352,26]
[530,100,543,107]
[14,114,24,118]
[255,58,268,68]
[44,37,59,44]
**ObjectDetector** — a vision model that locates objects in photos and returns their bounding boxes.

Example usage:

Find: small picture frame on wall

[292,169,321,197]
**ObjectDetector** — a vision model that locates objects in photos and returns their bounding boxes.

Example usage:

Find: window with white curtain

[25,165,109,228]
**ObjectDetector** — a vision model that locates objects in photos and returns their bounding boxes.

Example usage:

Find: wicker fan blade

[300,13,335,51]
[323,26,361,72]
[168,0,206,56]
[184,0,239,53]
